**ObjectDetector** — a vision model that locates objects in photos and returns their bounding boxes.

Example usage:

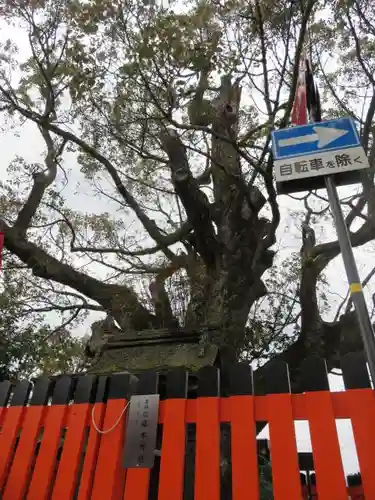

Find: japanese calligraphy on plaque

[123,394,160,468]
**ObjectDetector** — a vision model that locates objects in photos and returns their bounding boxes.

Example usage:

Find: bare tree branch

[334,263,375,320]
[346,10,375,87]
[312,218,375,262]
[0,91,180,261]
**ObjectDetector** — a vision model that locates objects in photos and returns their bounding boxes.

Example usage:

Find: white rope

[91,400,130,434]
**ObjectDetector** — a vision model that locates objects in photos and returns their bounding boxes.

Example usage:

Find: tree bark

[1,223,158,331]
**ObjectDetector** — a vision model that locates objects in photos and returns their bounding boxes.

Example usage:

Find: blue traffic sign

[272,117,360,161]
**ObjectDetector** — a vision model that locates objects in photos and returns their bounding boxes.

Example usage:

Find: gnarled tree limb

[1,221,159,330]
[160,129,218,268]
[149,257,185,328]
[14,128,58,234]
[312,220,375,261]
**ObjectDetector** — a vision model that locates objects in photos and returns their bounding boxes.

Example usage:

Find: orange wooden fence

[0,356,373,499]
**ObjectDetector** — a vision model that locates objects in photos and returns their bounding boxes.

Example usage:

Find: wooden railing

[0,351,373,499]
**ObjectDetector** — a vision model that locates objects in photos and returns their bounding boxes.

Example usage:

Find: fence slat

[0,380,31,491]
[52,376,95,499]
[3,378,52,500]
[230,396,259,499]
[3,407,45,500]
[77,376,108,500]
[26,376,73,500]
[344,389,375,499]
[158,369,187,500]
[157,399,186,500]
[267,393,302,499]
[122,469,149,500]
[0,381,11,407]
[341,351,371,389]
[194,366,220,500]
[91,374,131,500]
[228,363,259,500]
[299,356,329,392]
[305,391,348,500]
[123,371,159,500]
[257,359,290,395]
[195,397,221,500]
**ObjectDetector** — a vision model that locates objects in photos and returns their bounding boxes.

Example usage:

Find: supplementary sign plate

[274,146,369,182]
[123,394,159,468]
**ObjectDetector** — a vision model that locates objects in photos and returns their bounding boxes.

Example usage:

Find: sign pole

[273,43,375,381]
[325,175,375,384]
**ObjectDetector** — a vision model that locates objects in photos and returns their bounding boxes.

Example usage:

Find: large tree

[0,0,374,384]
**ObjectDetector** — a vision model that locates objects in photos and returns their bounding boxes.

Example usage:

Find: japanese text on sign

[279,153,362,177]
[274,146,369,183]
[135,397,151,464]
[123,394,159,468]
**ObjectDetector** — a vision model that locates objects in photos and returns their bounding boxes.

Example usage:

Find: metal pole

[325,175,375,384]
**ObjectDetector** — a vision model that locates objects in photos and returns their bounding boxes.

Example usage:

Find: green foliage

[0,324,87,382]
[0,284,87,381]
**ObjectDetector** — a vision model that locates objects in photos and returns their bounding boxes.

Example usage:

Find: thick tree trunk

[86,247,270,374]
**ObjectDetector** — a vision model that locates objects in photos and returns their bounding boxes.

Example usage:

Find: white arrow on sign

[279,126,349,149]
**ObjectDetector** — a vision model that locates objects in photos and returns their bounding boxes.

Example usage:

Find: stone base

[87,342,218,374]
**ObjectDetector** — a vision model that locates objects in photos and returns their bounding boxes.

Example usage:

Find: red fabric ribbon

[291,58,308,126]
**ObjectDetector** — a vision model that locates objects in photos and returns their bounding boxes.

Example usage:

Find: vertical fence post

[77,375,108,500]
[300,356,348,499]
[27,376,74,500]
[0,381,32,491]
[91,373,131,500]
[195,366,221,500]
[123,371,159,500]
[229,363,259,500]
[3,377,52,500]
[158,368,188,500]
[266,359,303,499]
[52,375,96,499]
